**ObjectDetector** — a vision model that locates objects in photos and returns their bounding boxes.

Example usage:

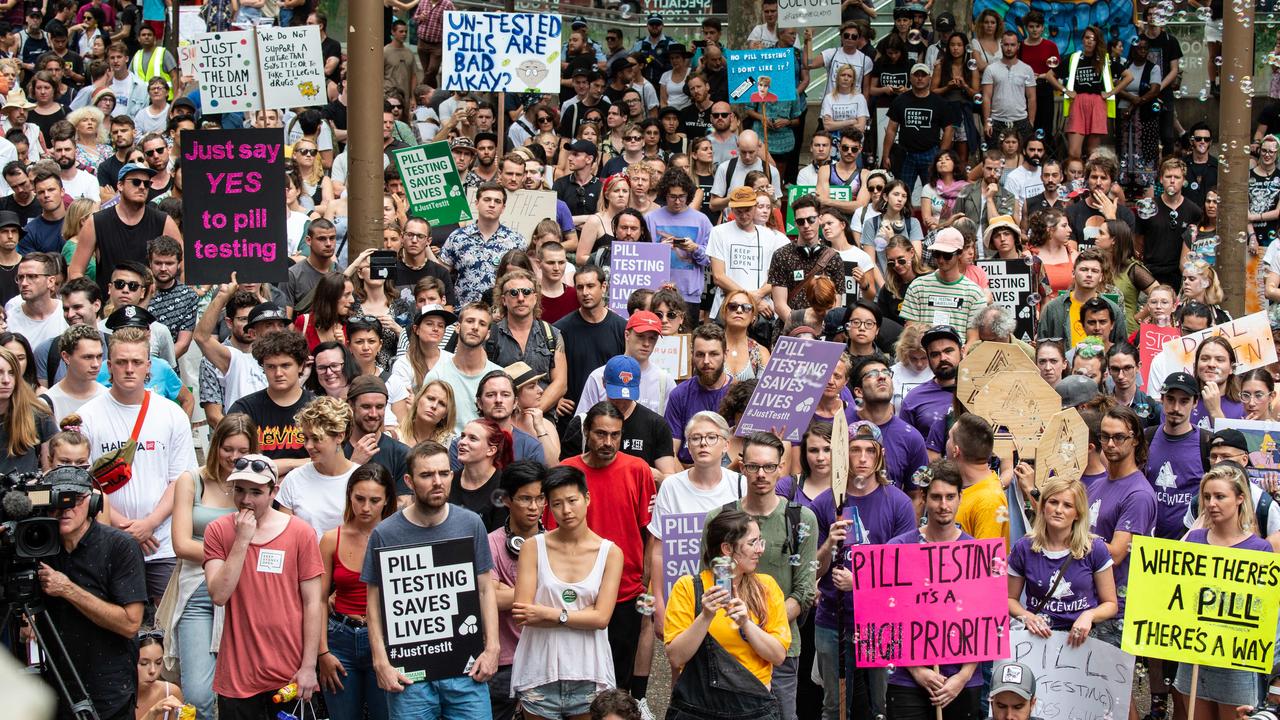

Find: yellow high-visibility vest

[131,48,173,100]
[1062,51,1115,120]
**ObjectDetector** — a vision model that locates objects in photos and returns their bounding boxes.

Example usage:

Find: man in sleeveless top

[68,162,178,295]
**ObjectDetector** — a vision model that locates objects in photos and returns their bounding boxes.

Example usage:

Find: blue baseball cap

[604,355,642,400]
[117,162,156,183]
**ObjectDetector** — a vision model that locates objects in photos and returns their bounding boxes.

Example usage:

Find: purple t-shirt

[1086,470,1156,614]
[1008,535,1113,631]
[1190,397,1245,430]
[775,475,827,517]
[1146,427,1206,539]
[899,379,956,438]
[811,484,917,629]
[884,528,985,688]
[1184,527,1273,553]
[925,412,948,455]
[643,207,713,303]
[876,415,930,491]
[664,376,734,463]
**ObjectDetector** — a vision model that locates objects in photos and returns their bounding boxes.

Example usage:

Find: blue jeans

[391,674,492,720]
[175,581,217,720]
[814,625,879,720]
[323,618,391,720]
[896,149,938,196]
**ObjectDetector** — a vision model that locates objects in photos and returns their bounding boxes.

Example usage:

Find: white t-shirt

[1003,165,1045,202]
[647,467,740,539]
[890,362,934,412]
[710,158,783,199]
[705,221,789,315]
[6,300,66,349]
[820,92,870,127]
[837,246,876,305]
[424,356,502,434]
[80,390,197,561]
[62,169,100,201]
[277,461,358,540]
[223,345,267,409]
[41,381,106,425]
[659,69,690,109]
[576,359,675,418]
[819,47,874,95]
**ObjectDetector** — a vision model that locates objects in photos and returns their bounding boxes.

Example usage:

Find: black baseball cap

[658,105,681,119]
[246,302,288,329]
[1210,428,1249,453]
[922,325,962,348]
[1162,371,1201,398]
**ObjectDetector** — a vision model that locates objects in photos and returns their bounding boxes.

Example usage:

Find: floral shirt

[440,222,526,305]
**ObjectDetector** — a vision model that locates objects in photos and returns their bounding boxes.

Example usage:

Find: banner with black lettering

[376,538,484,681]
[978,258,1036,341]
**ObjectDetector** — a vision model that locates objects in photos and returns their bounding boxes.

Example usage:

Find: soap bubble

[1136,198,1157,219]
[490,489,510,507]
[967,58,978,71]
[973,93,983,106]
[789,554,802,567]
[618,3,634,19]
[1046,56,1060,69]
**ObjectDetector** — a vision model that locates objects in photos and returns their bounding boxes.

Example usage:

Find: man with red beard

[663,323,733,466]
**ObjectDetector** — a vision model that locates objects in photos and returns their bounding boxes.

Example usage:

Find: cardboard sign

[181,129,287,284]
[785,184,850,235]
[1009,629,1135,720]
[726,48,797,104]
[466,187,559,239]
[851,539,1010,667]
[1157,311,1278,375]
[956,341,1041,436]
[737,337,846,442]
[978,259,1036,342]
[1138,324,1181,390]
[255,25,327,109]
[195,31,260,112]
[967,370,1061,451]
[652,334,691,379]
[375,539,485,681]
[1215,418,1280,490]
[1121,535,1280,672]
[1035,408,1089,488]
[178,42,198,78]
[392,142,472,226]
[661,512,704,597]
[442,12,562,94]
[608,242,670,317]
[778,0,842,27]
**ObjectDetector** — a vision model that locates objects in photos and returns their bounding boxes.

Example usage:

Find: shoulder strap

[1260,490,1274,533]
[46,340,60,386]
[131,392,150,443]
[785,501,802,555]
[38,392,53,417]
[1198,427,1213,469]
[692,568,704,609]
[1144,425,1157,444]
[542,320,556,355]
[725,157,738,188]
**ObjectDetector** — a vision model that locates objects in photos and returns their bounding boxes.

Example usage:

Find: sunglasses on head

[234,456,277,479]
[346,314,380,329]
[505,287,535,297]
[111,279,142,291]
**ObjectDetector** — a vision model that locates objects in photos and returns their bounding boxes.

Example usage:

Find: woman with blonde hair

[575,173,631,266]
[720,289,772,380]
[627,160,657,214]
[1181,258,1231,324]
[61,197,99,280]
[278,395,358,539]
[0,346,53,470]
[875,236,927,327]
[890,323,933,409]
[66,105,108,173]
[292,137,335,216]
[397,379,458,447]
[1008,476,1117,646]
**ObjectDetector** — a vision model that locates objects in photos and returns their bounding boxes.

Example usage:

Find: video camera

[0,471,78,604]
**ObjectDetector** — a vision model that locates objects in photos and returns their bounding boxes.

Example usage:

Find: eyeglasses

[726,302,753,314]
[848,319,877,330]
[1242,391,1273,402]
[742,462,780,475]
[794,216,817,226]
[862,367,893,380]
[15,272,48,282]
[624,135,643,141]
[1099,432,1133,445]
[933,250,957,261]
[512,494,546,507]
[667,193,688,202]
[711,112,732,118]
[1108,365,1137,375]
[505,287,535,297]
[111,279,142,291]
[656,310,683,320]
[233,456,277,479]
[296,148,318,156]
[316,362,344,375]
[402,231,429,240]
[687,434,723,446]
[123,177,148,188]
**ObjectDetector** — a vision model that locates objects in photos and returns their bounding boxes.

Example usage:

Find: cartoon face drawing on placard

[516,60,549,90]
[298,81,319,98]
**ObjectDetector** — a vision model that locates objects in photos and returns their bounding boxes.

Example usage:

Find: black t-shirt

[97,154,125,189]
[1185,158,1218,207]
[227,389,315,461]
[395,258,457,306]
[0,410,56,473]
[324,99,348,132]
[0,193,39,225]
[560,402,675,466]
[344,434,410,494]
[0,259,17,306]
[90,204,169,296]
[1138,196,1203,273]
[118,6,141,55]
[321,36,342,82]
[870,58,911,109]
[1057,57,1105,95]
[558,97,610,138]
[1136,30,1183,81]
[45,522,147,719]
[1066,197,1136,250]
[679,104,712,139]
[887,92,953,153]
[553,309,627,410]
[553,174,602,217]
[450,469,507,531]
[54,49,84,89]
[1250,166,1280,245]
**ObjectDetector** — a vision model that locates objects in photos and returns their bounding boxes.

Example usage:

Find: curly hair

[654,166,696,205]
[251,329,309,367]
[294,395,353,440]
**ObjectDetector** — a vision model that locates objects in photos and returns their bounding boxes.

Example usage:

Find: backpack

[1143,425,1213,471]
[721,498,805,558]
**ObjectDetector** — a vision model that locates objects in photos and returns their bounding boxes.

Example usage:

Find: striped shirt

[899,272,986,330]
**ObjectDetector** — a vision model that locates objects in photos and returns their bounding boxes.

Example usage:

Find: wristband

[319,650,331,657]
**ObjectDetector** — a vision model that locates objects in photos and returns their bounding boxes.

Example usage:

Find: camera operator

[34,465,147,720]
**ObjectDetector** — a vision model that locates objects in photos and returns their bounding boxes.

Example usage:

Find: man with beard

[96,115,135,188]
[486,268,567,416]
[707,101,737,164]
[139,132,172,200]
[425,302,503,433]
[1,163,39,225]
[767,195,843,319]
[560,402,657,699]
[576,310,676,417]
[464,132,500,188]
[665,323,733,465]
[1003,136,1046,205]
[678,74,714,138]
[1145,372,1210,540]
[699,44,730,101]
[852,356,929,495]
[48,124,98,200]
[902,324,962,444]
[980,31,1036,143]
[952,150,1019,233]
[554,264,626,423]
[450,370,545,470]
[23,167,66,256]
[1023,158,1066,218]
[7,251,66,351]
[1065,156,1136,248]
[145,236,197,358]
[394,216,456,306]
[365,441,501,716]
[70,162,178,295]
[343,375,410,499]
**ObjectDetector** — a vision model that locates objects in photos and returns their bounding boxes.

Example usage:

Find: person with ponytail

[452,417,514,532]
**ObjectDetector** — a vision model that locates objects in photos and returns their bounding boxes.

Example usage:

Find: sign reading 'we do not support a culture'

[1122,536,1280,672]
[442,12,562,94]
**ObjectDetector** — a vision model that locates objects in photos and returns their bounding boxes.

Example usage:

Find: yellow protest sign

[1121,536,1280,672]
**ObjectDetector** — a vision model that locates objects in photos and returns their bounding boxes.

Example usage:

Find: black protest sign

[181,128,287,284]
[978,259,1036,341]
[376,538,484,681]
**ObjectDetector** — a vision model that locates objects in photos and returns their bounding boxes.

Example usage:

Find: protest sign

[178,42,198,78]
[182,129,286,284]
[375,538,484,681]
[957,341,1041,443]
[652,334,691,379]
[737,337,846,442]
[608,242,670,317]
[1157,312,1278,375]
[255,25,327,109]
[1035,409,1089,488]
[785,184,850,234]
[661,512,704,597]
[967,370,1060,450]
[726,49,797,104]
[1138,324,1181,389]
[778,0,842,27]
[392,142,472,226]
[1215,418,1280,489]
[1122,535,1280,672]
[442,12,562,94]
[1009,629,1135,720]
[852,539,1009,667]
[978,259,1036,341]
[194,31,260,113]
[503,189,559,240]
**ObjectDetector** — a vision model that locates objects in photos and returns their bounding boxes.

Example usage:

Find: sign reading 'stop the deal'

[441,12,562,94]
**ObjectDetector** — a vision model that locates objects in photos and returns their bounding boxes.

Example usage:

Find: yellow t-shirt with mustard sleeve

[956,471,1010,549]
[664,569,792,687]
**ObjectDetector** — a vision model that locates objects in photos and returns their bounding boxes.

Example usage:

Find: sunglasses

[387,103,402,109]
[711,112,732,118]
[840,145,859,153]
[656,310,683,320]
[933,250,957,261]
[794,216,817,226]
[843,33,860,40]
[111,279,142,291]
[1193,136,1211,142]
[624,135,643,141]
[505,287,535,297]
[296,148,317,156]
[537,115,552,123]
[347,314,381,329]
[889,257,912,266]
[144,147,166,156]
[122,177,148,188]
[234,456,277,480]
[726,302,753,313]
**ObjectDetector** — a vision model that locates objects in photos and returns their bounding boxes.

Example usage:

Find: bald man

[708,130,784,211]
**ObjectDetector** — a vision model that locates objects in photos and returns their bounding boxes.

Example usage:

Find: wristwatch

[559,609,569,625]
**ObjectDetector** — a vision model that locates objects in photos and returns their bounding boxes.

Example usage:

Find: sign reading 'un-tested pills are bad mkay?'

[442,12,562,94]
[181,129,286,284]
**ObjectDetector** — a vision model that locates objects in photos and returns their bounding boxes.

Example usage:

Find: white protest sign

[255,25,326,109]
[178,42,198,79]
[778,0,841,27]
[442,11,562,94]
[1009,629,1134,720]
[194,31,260,113]
[1157,311,1278,374]
[651,334,691,379]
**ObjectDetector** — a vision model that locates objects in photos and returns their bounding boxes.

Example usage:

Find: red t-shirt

[1019,39,1061,76]
[205,514,324,698]
[551,453,656,601]
[540,284,580,324]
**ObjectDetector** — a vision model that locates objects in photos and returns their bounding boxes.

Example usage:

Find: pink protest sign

[1138,324,1180,389]
[851,539,1010,668]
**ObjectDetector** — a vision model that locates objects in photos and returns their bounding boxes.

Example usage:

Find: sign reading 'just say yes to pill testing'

[442,12,562,94]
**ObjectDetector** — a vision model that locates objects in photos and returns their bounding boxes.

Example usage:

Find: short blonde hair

[63,198,100,241]
[294,395,353,440]
[66,106,107,144]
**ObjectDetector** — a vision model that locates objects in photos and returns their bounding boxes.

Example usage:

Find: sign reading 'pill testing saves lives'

[1122,535,1280,672]
[392,142,471,226]
[442,12,562,94]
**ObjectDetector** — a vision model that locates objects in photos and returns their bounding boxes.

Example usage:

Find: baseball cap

[990,661,1036,700]
[935,12,957,30]
[1056,375,1100,409]
[227,453,279,485]
[449,136,476,154]
[572,66,600,81]
[1162,371,1201,398]
[727,186,757,208]
[172,96,197,113]
[105,304,155,331]
[506,361,545,389]
[246,302,289,328]
[910,62,932,75]
[46,465,94,493]
[647,13,664,24]
[893,6,913,18]
[626,310,662,335]
[568,139,598,157]
[1211,428,1249,453]
[117,162,156,183]
[928,227,965,253]
[0,210,21,230]
[604,355,642,400]
[921,324,962,348]
[414,304,458,326]
[658,105,681,118]
[347,374,388,401]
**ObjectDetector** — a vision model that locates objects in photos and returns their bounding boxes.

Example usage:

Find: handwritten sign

[1157,311,1278,375]
[1122,535,1280,672]
[1138,324,1181,390]
[851,539,1010,667]
[786,184,850,234]
[442,12,562,94]
[726,48,797,104]
[737,337,845,442]
[1215,418,1280,492]
[195,31,260,112]
[661,512,704,597]
[652,334,691,379]
[255,25,326,109]
[375,538,484,681]
[608,242,670,317]
[181,129,286,284]
[392,142,472,226]
[978,259,1036,341]
[1010,629,1134,720]
[178,42,198,78]
[778,0,842,27]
